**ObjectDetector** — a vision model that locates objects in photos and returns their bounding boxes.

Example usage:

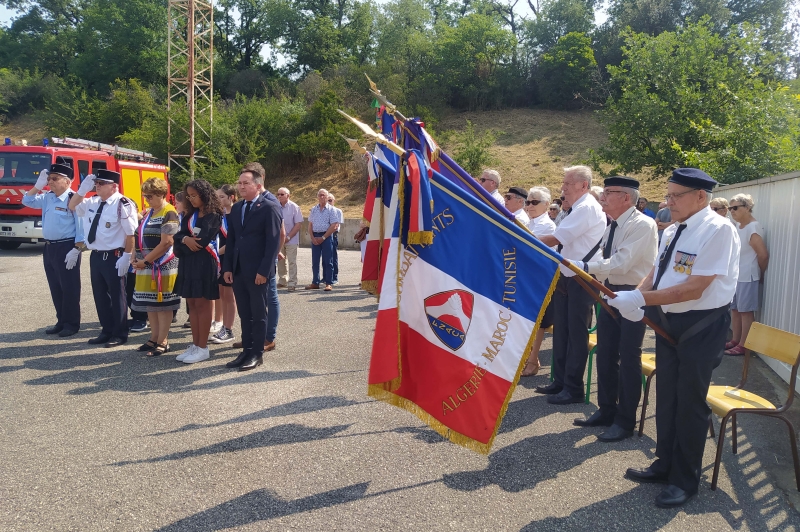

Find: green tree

[536,31,596,108]
[598,20,800,182]
[524,0,594,53]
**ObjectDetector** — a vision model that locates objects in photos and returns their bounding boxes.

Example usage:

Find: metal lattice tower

[167,0,213,177]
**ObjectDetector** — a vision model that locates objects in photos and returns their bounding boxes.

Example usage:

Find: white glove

[619,306,645,322]
[116,252,131,277]
[77,173,96,196]
[34,169,49,191]
[568,259,585,272]
[606,289,646,315]
[64,248,80,270]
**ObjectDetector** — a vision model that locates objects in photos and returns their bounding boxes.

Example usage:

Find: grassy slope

[1,110,667,218]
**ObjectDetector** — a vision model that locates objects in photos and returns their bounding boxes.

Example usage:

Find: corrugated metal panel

[716,173,800,391]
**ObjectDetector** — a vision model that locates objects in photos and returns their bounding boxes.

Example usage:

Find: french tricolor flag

[368,150,561,453]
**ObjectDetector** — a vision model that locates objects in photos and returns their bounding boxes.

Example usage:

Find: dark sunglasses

[729,205,744,211]
[327,199,334,203]
[711,206,727,212]
[143,194,154,199]
[525,199,543,206]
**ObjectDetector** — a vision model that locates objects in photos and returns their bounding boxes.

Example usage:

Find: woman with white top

[522,186,557,376]
[725,193,769,356]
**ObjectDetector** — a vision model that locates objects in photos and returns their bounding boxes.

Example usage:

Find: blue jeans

[311,232,334,285]
[332,233,339,283]
[266,273,279,342]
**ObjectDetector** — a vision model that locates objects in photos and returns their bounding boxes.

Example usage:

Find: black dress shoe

[46,324,64,335]
[547,389,584,405]
[58,328,79,338]
[104,337,127,348]
[535,382,563,395]
[625,466,669,484]
[88,335,112,345]
[655,485,696,508]
[239,354,263,372]
[574,410,615,427]
[597,424,634,442]
[226,351,249,368]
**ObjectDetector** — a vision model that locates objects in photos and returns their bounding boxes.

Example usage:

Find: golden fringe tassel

[362,217,370,227]
[361,279,378,295]
[406,231,433,246]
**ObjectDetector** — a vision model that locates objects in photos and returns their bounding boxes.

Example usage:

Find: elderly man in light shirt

[276,187,304,291]
[570,176,658,442]
[536,165,606,404]
[504,186,531,225]
[479,169,505,203]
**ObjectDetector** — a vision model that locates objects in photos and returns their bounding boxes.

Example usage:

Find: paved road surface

[2,245,799,530]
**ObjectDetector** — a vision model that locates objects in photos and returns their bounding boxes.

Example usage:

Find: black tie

[556,208,573,253]
[87,201,106,244]
[243,200,252,222]
[653,223,687,289]
[603,220,618,259]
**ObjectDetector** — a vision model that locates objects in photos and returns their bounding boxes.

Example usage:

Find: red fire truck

[0,137,170,250]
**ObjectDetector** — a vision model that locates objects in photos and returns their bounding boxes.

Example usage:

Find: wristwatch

[74,242,86,251]
[144,260,153,267]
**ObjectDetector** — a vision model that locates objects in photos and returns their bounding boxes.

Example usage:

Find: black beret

[507,186,528,199]
[604,176,639,189]
[95,169,121,184]
[668,168,717,192]
[49,163,73,178]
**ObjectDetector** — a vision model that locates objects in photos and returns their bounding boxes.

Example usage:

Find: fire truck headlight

[35,220,43,227]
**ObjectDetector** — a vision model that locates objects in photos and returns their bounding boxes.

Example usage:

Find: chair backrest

[743,322,800,366]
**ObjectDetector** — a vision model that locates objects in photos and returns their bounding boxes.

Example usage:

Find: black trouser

[596,282,646,430]
[126,271,147,322]
[233,267,268,356]
[90,250,128,340]
[552,276,598,398]
[650,306,730,493]
[43,240,81,331]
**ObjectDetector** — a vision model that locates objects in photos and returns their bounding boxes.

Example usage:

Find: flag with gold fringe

[368,149,562,454]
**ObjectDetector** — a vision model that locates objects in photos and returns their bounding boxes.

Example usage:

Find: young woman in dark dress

[173,179,222,364]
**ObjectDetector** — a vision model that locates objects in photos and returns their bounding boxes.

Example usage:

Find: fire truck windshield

[0,152,52,185]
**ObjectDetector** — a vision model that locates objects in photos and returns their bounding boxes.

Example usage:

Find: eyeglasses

[602,190,627,197]
[327,199,334,203]
[504,194,522,201]
[276,193,287,196]
[525,199,543,206]
[664,189,699,202]
[729,205,744,211]
[95,180,114,187]
[47,175,66,181]
[711,206,728,212]
[549,207,558,211]
[143,194,154,199]
[480,178,494,183]
[186,193,200,200]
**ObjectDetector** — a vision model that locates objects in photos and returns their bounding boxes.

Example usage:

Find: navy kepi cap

[507,186,528,199]
[669,168,717,192]
[49,163,73,177]
[95,169,121,184]
[604,176,639,189]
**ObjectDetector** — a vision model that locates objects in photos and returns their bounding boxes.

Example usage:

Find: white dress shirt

[553,192,606,276]
[281,200,304,245]
[513,208,530,226]
[491,189,504,203]
[586,206,658,286]
[527,212,557,249]
[736,220,764,282]
[657,206,740,313]
[75,192,137,250]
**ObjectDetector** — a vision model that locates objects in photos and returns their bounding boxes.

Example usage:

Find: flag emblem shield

[424,290,474,351]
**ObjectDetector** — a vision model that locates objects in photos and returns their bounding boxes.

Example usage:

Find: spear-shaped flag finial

[337,110,405,156]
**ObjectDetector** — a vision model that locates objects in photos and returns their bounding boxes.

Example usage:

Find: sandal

[724,340,739,350]
[146,343,171,357]
[136,340,157,352]
[521,360,541,377]
[724,345,746,356]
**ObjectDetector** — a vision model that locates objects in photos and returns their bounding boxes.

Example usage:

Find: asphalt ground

[2,245,800,531]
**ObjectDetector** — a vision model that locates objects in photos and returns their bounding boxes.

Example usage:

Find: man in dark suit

[222,166,283,371]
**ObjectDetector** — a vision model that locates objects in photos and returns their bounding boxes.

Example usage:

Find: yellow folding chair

[638,353,656,436]
[707,322,800,491]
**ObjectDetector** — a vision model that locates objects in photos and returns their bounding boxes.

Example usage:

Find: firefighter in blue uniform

[22,163,85,337]
[69,170,137,347]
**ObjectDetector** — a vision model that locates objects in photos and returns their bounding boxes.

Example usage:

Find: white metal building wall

[715,171,800,390]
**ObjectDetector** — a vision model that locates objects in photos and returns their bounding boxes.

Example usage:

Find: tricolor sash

[191,211,221,276]
[139,207,176,302]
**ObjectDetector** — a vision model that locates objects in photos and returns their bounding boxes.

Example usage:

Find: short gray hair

[528,186,551,204]
[563,165,593,187]
[589,186,604,200]
[623,187,639,206]
[730,193,754,211]
[318,188,329,196]
[481,169,501,184]
[278,187,290,196]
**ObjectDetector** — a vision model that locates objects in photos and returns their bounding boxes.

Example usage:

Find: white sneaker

[176,345,196,362]
[183,346,210,364]
[209,321,223,335]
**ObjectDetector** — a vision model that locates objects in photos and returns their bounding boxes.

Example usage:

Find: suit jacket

[223,195,283,280]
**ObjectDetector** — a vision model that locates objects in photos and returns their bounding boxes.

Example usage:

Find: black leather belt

[45,238,74,244]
